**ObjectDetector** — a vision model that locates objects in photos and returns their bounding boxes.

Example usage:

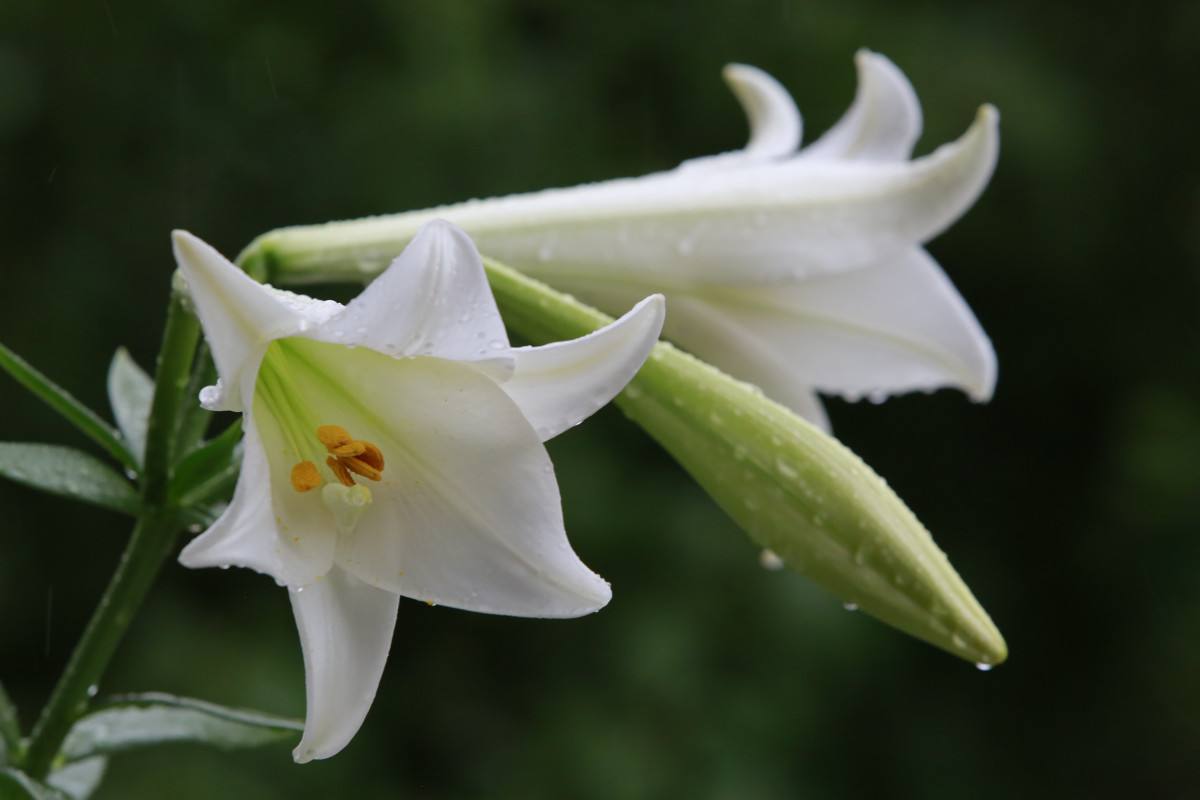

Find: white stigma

[321,483,373,535]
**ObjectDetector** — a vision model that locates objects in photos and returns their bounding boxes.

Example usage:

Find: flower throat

[255,340,387,495]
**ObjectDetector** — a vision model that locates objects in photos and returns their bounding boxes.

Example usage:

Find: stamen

[358,441,385,471]
[317,424,353,450]
[326,455,356,487]
[342,456,382,482]
[314,424,386,489]
[290,461,323,493]
[330,441,367,458]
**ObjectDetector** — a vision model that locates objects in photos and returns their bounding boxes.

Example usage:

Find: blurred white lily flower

[172,221,664,762]
[260,52,998,429]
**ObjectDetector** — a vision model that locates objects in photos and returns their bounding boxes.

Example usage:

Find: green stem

[175,341,215,457]
[22,291,200,778]
[20,512,180,778]
[142,293,201,505]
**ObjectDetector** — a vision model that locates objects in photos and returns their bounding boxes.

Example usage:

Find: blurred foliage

[1,0,1198,797]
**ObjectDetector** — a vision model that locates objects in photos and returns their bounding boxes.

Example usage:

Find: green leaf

[0,682,18,767]
[481,258,1007,666]
[169,419,243,509]
[0,444,139,515]
[46,759,105,800]
[106,349,153,468]
[0,342,137,473]
[0,769,70,800]
[60,693,301,763]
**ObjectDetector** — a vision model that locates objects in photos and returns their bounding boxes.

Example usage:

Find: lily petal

[315,220,512,369]
[264,103,997,290]
[666,247,996,403]
[172,231,315,412]
[469,105,997,286]
[289,565,399,763]
[268,337,610,616]
[678,63,802,171]
[178,414,335,585]
[501,294,665,440]
[801,49,923,162]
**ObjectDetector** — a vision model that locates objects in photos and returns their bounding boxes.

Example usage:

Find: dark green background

[2,1,1198,797]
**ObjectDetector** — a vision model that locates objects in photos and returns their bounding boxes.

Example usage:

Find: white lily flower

[260,51,998,429]
[171,221,664,762]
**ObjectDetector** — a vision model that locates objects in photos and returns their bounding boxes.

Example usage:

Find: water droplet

[775,458,798,480]
[86,684,99,698]
[843,602,858,612]
[758,549,784,571]
[975,662,993,672]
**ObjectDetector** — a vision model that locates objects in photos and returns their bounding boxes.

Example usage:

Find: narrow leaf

[106,349,153,468]
[47,759,105,800]
[0,769,70,800]
[482,257,1007,666]
[0,681,18,765]
[60,693,301,762]
[0,444,139,515]
[169,419,243,508]
[0,342,137,472]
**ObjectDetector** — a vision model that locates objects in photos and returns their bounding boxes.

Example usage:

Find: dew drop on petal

[975,662,993,672]
[842,602,858,612]
[758,549,784,571]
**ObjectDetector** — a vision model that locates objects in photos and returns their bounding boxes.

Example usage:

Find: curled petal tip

[853,47,878,66]
[718,62,802,160]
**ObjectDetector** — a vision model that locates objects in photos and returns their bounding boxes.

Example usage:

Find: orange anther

[358,441,385,472]
[317,425,353,450]
[330,441,367,458]
[290,461,323,493]
[326,455,356,487]
[343,456,382,482]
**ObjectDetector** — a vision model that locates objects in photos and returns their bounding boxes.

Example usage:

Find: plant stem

[142,293,201,504]
[21,512,180,778]
[22,292,200,778]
